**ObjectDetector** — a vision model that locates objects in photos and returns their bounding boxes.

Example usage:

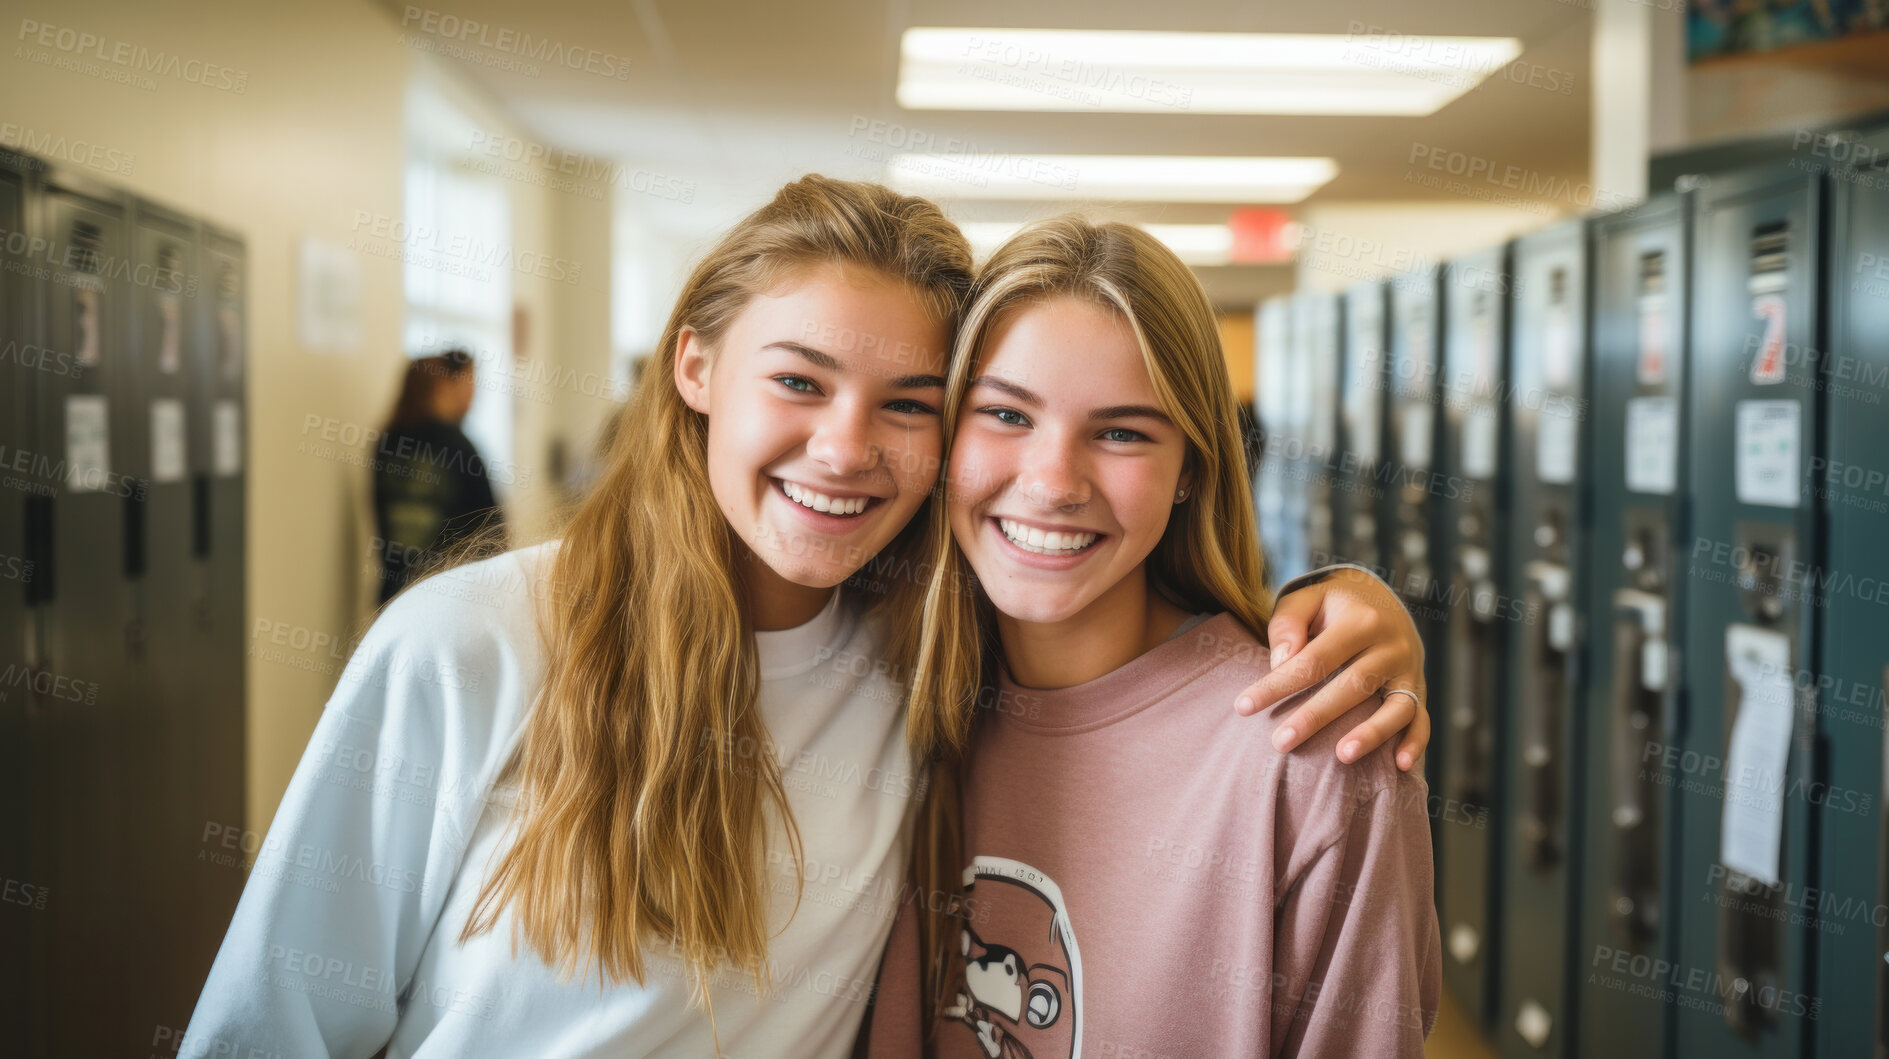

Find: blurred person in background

[373,349,507,603]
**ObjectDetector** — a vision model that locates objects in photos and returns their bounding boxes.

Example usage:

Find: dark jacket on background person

[373,419,505,604]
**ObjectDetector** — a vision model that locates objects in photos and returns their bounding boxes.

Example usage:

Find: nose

[804,400,878,477]
[1019,432,1091,510]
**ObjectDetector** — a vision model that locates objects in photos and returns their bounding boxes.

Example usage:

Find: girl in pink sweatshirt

[870,217,1442,1058]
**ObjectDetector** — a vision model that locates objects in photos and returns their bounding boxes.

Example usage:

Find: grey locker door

[128,198,206,1039]
[1437,245,1513,1029]
[1578,192,1692,1059]
[0,147,42,1050]
[1256,298,1293,578]
[1386,269,1448,838]
[1303,291,1343,569]
[189,223,247,995]
[1675,163,1822,1059]
[1496,218,1592,1059]
[1813,130,1889,1059]
[1337,282,1389,574]
[29,167,141,1056]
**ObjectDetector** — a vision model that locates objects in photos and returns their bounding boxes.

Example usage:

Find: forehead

[978,295,1151,395]
[736,261,950,374]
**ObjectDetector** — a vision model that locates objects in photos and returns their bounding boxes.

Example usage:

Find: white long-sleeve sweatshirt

[183,541,919,1058]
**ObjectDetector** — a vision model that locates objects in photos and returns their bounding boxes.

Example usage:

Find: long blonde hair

[460,175,975,1009]
[904,215,1277,1027]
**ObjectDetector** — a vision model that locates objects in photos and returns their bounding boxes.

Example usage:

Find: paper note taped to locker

[1719,623,1795,887]
[1734,399,1801,508]
[1624,396,1678,495]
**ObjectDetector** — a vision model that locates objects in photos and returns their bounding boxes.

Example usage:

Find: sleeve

[181,572,524,1058]
[1275,562,1397,603]
[1270,781,1442,1058]
[857,896,926,1059]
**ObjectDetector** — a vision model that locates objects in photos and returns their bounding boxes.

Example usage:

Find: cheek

[885,426,943,495]
[944,432,1008,509]
[1111,466,1180,538]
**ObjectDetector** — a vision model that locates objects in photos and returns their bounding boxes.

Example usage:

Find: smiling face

[946,295,1191,625]
[676,262,950,590]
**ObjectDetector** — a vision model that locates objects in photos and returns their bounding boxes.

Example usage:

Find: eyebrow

[969,375,1174,425]
[763,341,944,389]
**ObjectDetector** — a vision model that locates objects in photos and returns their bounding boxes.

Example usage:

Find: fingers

[1270,646,1399,752]
[1335,693,1418,764]
[1240,629,1357,718]
[1394,705,1432,772]
[1266,588,1321,667]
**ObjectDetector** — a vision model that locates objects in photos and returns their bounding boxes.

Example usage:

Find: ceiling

[379,0,1594,301]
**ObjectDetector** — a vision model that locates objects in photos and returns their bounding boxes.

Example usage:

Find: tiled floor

[1428,994,1499,1059]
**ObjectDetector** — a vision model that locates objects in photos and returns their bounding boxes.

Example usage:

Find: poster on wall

[1689,1,1888,61]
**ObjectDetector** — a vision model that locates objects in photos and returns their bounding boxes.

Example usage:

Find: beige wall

[1,0,613,829]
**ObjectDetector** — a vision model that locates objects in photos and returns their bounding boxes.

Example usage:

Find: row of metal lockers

[0,149,248,1055]
[1253,126,1889,1059]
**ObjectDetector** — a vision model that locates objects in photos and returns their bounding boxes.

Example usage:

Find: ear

[1176,464,1195,501]
[673,327,712,414]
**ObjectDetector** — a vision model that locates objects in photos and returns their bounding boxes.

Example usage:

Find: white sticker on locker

[150,399,187,483]
[1543,304,1575,388]
[1719,623,1795,887]
[1536,408,1578,484]
[65,395,111,493]
[1462,403,1498,480]
[1624,396,1678,495]
[213,400,242,477]
[1401,403,1433,470]
[1734,399,1801,508]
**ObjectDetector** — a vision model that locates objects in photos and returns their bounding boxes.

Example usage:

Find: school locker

[189,221,247,988]
[1437,245,1513,1029]
[1811,129,1889,1059]
[127,196,214,1038]
[1673,162,1823,1059]
[1495,219,1593,1058]
[25,165,143,1057]
[1336,281,1390,573]
[1300,291,1342,570]
[1577,191,1693,1059]
[1256,297,1302,580]
[0,146,39,1047]
[1386,268,1449,830]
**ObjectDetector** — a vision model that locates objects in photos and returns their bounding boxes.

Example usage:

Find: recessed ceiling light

[899,28,1525,116]
[887,154,1337,203]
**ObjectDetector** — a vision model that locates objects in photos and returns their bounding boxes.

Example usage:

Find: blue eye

[886,399,938,415]
[980,407,1029,427]
[773,374,818,394]
[1100,427,1147,443]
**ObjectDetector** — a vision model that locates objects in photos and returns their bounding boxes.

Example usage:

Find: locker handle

[192,473,211,558]
[24,494,53,606]
[1608,590,1664,943]
[124,486,146,579]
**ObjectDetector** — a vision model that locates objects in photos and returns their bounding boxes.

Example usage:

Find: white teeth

[782,481,868,516]
[997,518,1097,555]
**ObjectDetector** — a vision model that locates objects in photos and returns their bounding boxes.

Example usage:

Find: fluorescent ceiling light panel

[960,221,1236,266]
[899,28,1524,116]
[887,154,1336,203]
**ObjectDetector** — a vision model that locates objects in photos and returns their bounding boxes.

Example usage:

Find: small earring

[1174,487,1188,502]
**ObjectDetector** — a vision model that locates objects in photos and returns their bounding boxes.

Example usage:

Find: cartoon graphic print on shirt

[945,857,1083,1059]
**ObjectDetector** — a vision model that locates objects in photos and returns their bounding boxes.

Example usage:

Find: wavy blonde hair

[459,176,975,1015]
[904,215,1277,1028]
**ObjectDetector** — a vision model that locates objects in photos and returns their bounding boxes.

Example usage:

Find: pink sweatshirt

[864,612,1441,1059]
